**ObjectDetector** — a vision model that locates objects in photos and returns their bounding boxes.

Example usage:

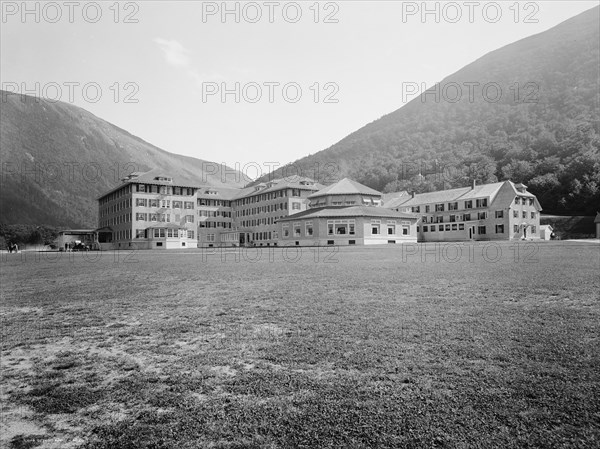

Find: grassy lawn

[1,242,599,448]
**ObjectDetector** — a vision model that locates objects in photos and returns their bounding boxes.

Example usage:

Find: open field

[1,242,599,448]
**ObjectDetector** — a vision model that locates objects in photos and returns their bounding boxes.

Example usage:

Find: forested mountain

[0,93,250,227]
[259,6,600,214]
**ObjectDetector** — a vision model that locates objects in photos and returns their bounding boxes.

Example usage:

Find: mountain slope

[0,93,250,227]
[259,6,600,214]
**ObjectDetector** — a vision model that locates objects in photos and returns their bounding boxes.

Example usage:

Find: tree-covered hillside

[260,6,600,214]
[0,93,250,227]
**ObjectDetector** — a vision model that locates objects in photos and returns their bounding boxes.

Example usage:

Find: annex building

[277,178,418,246]
[384,180,542,242]
[96,171,541,249]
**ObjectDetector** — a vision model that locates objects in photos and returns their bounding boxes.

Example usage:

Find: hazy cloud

[154,38,191,68]
[153,38,226,89]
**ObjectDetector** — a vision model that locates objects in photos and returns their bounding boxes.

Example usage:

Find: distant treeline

[0,224,60,248]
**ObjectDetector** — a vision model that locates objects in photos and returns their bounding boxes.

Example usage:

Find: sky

[1,1,597,177]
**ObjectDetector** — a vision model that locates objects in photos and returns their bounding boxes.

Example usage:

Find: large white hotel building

[96,170,541,249]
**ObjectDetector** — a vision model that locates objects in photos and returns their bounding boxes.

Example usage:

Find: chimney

[411,191,415,198]
[472,179,476,190]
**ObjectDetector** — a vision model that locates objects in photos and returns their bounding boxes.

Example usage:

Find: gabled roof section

[385,182,506,208]
[99,169,205,199]
[241,177,324,198]
[127,169,201,189]
[278,205,417,222]
[383,181,542,209]
[197,185,246,201]
[308,178,382,199]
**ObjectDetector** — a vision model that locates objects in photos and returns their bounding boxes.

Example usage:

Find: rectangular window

[529,198,534,206]
[136,213,147,221]
[173,201,182,209]
[294,223,301,237]
[411,206,420,213]
[435,203,445,212]
[476,198,488,208]
[495,225,504,233]
[495,210,504,218]
[387,224,396,235]
[449,215,456,223]
[464,200,472,209]
[336,224,348,235]
[283,225,290,238]
[522,211,527,219]
[187,230,194,239]
[425,205,430,213]
[478,212,487,220]
[513,210,519,218]
[136,198,147,207]
[459,223,465,231]
[531,212,536,219]
[184,201,194,209]
[478,226,486,235]
[451,224,457,231]
[448,202,458,211]
[186,215,194,223]
[423,226,428,232]
[445,224,451,231]
[438,225,444,232]
[402,226,409,235]
[136,229,145,238]
[514,225,519,233]
[328,223,334,235]
[371,223,380,235]
[515,197,520,205]
[349,223,355,235]
[464,213,471,221]
[150,213,158,222]
[292,202,301,210]
[305,222,313,236]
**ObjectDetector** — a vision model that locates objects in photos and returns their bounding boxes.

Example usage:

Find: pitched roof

[249,176,324,196]
[98,169,207,198]
[383,181,538,209]
[197,186,248,201]
[277,206,417,222]
[200,177,325,201]
[308,178,382,198]
[126,169,204,189]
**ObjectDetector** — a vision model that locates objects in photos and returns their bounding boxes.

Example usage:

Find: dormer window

[515,183,527,193]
